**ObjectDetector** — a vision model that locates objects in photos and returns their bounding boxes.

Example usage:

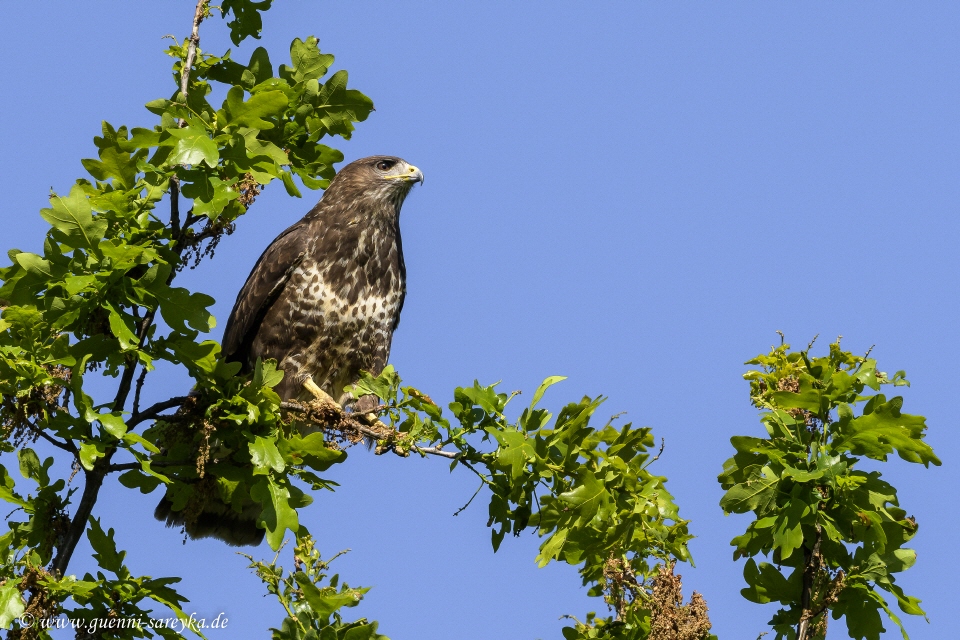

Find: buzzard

[156,155,423,545]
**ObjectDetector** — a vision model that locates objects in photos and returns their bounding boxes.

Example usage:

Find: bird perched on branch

[155,155,423,545]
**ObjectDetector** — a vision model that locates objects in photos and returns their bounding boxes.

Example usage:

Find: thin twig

[32,427,78,456]
[454,457,493,486]
[453,481,485,516]
[797,525,824,640]
[640,438,665,471]
[279,400,465,462]
[178,0,209,127]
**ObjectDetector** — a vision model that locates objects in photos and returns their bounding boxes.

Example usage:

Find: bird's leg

[303,378,340,406]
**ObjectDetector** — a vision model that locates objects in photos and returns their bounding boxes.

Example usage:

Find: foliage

[350,369,709,639]
[242,534,386,640]
[719,337,940,640]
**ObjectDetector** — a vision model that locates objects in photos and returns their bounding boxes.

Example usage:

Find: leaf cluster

[719,339,939,640]
[243,534,386,640]
[351,369,706,640]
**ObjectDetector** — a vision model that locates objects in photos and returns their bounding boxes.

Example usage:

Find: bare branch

[32,426,78,456]
[129,396,189,429]
[413,445,458,459]
[179,0,209,126]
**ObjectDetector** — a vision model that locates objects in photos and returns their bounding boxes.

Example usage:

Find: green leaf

[771,499,807,561]
[282,37,334,84]
[223,86,288,130]
[220,0,273,45]
[559,471,607,520]
[531,375,566,409]
[185,175,240,220]
[18,448,44,484]
[246,47,274,86]
[118,470,163,494]
[168,125,219,167]
[14,252,59,280]
[0,581,25,629]
[719,468,779,514]
[250,436,285,474]
[278,432,346,471]
[39,184,106,249]
[252,357,285,389]
[741,559,798,604]
[536,528,568,567]
[105,303,140,350]
[87,517,127,576]
[280,170,302,197]
[0,465,28,507]
[79,441,106,471]
[252,477,298,551]
[834,396,940,467]
[98,412,128,439]
[155,286,216,333]
[496,430,536,480]
[293,572,359,617]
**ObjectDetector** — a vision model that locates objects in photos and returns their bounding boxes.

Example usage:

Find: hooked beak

[386,164,424,185]
[404,164,424,185]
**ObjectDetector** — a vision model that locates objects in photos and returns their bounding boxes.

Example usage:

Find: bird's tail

[154,495,264,547]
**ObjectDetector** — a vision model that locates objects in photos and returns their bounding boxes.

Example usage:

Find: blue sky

[2,2,958,638]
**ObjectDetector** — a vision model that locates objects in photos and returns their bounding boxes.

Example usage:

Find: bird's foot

[303,378,339,406]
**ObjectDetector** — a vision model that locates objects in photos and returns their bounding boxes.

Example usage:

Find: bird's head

[316,156,423,222]
[324,155,423,214]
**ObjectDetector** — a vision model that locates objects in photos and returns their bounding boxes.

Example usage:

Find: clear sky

[2,2,958,638]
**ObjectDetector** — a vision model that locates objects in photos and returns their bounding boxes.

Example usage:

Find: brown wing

[221,218,312,369]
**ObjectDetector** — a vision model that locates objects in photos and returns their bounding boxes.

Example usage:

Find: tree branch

[412,445,458,459]
[133,366,149,417]
[179,0,209,127]
[105,460,181,474]
[52,468,103,576]
[32,426,78,457]
[797,525,824,640]
[279,400,463,462]
[169,177,182,238]
[128,396,189,429]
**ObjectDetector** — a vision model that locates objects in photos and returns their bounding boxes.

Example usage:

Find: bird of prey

[156,155,423,545]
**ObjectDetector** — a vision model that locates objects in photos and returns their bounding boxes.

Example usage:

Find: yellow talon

[303,378,338,405]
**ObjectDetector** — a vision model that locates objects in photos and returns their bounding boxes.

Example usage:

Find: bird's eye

[375,160,396,171]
